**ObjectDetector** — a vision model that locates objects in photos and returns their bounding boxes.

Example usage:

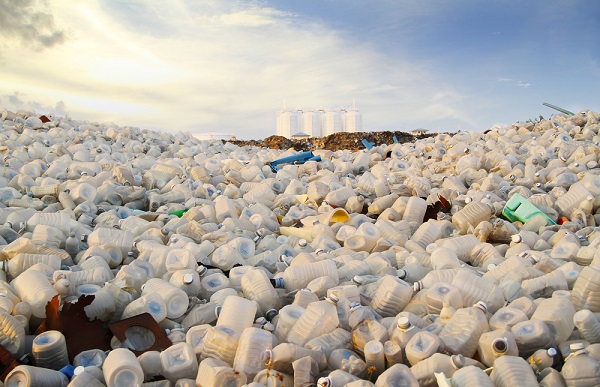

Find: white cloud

[0,0,473,138]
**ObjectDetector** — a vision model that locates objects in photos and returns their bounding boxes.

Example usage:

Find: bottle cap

[352,275,363,285]
[263,322,275,332]
[511,234,523,243]
[547,347,558,357]
[327,294,339,304]
[397,317,411,329]
[317,377,332,387]
[397,269,407,279]
[270,277,284,288]
[196,265,208,276]
[474,301,487,313]
[451,354,465,369]
[298,239,307,247]
[492,337,508,354]
[214,306,222,318]
[265,308,278,321]
[182,273,194,284]
[80,234,88,243]
[413,281,423,292]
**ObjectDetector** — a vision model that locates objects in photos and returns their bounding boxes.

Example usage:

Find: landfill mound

[229,130,431,151]
[2,107,600,385]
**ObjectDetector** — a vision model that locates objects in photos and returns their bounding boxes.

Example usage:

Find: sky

[0,0,598,139]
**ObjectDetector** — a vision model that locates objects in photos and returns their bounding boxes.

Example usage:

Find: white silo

[344,109,362,133]
[324,110,342,136]
[276,109,300,138]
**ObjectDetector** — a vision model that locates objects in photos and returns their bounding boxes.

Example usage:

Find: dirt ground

[227,130,433,152]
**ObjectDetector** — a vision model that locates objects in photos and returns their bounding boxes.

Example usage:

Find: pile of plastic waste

[1,107,600,386]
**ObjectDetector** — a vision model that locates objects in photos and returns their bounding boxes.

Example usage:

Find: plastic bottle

[195,357,247,387]
[287,295,340,347]
[0,309,26,358]
[241,268,281,316]
[1,252,61,279]
[527,347,558,373]
[102,348,144,387]
[273,304,305,342]
[375,363,419,386]
[574,309,600,343]
[561,343,600,386]
[477,329,518,368]
[452,202,493,234]
[572,265,600,312]
[121,291,167,323]
[451,365,494,387]
[31,330,69,371]
[160,342,198,382]
[511,319,556,358]
[141,278,189,319]
[405,330,442,366]
[489,355,539,387]
[410,353,465,387]
[531,296,575,344]
[274,259,339,292]
[327,348,367,377]
[233,327,273,381]
[216,295,257,337]
[369,275,413,317]
[451,267,505,313]
[423,281,463,314]
[11,268,58,318]
[438,302,490,358]
[4,365,69,387]
[488,307,529,330]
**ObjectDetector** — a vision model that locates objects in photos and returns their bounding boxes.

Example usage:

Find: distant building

[276,104,362,138]
[411,128,428,136]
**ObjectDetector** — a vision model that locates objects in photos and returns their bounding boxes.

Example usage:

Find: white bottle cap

[182,273,194,284]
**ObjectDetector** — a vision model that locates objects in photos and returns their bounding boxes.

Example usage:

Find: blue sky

[0,0,598,139]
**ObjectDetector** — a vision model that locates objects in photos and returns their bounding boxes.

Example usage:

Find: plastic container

[452,202,493,234]
[216,295,257,337]
[160,342,198,381]
[102,348,144,387]
[489,355,539,387]
[11,268,58,318]
[405,330,442,366]
[233,327,273,380]
[4,365,69,387]
[241,268,281,316]
[369,275,414,317]
[531,296,575,344]
[477,329,518,368]
[287,296,340,347]
[141,278,189,319]
[451,365,494,387]
[121,291,167,323]
[31,330,69,371]
[277,259,339,292]
[561,343,600,386]
[195,357,247,387]
[439,302,489,358]
[572,265,600,312]
[410,353,465,387]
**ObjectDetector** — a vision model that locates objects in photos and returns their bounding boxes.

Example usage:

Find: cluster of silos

[276,108,362,138]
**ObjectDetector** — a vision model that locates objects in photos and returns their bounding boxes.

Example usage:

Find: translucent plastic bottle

[572,265,600,312]
[195,357,247,387]
[490,355,539,387]
[477,329,518,368]
[452,202,493,234]
[511,319,555,358]
[405,330,442,366]
[410,353,465,387]
[369,275,414,317]
[451,267,505,313]
[4,365,69,387]
[103,348,144,387]
[241,268,281,316]
[141,278,189,319]
[574,309,600,343]
[216,295,257,337]
[11,268,58,318]
[439,302,490,358]
[233,327,273,381]
[451,365,494,387]
[531,296,575,344]
[287,295,340,347]
[561,342,600,386]
[160,342,198,382]
[275,259,339,292]
[82,227,134,258]
[527,347,558,373]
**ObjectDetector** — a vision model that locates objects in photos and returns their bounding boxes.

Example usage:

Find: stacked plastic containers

[2,107,600,385]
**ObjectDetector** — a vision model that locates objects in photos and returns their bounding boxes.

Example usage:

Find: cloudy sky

[0,0,598,139]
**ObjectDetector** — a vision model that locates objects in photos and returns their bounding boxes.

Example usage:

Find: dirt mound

[228,131,431,152]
